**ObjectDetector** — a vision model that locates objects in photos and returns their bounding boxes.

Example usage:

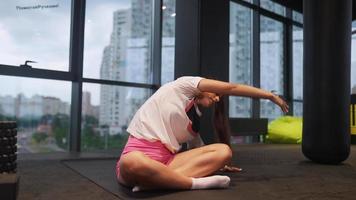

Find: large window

[81,83,151,151]
[293,26,303,116]
[161,0,176,84]
[352,21,356,94]
[83,0,153,84]
[0,0,168,153]
[229,2,252,118]
[260,16,284,119]
[0,0,71,71]
[0,75,71,153]
[229,1,303,119]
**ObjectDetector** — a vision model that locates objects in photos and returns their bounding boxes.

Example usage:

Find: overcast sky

[0,1,356,105]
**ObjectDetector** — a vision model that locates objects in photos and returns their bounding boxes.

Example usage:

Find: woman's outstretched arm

[198,78,289,113]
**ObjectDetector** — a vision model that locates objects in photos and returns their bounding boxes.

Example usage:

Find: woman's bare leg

[118,143,232,191]
[118,151,192,190]
[167,143,232,177]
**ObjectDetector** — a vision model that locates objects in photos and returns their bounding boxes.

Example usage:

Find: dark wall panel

[175,0,201,77]
[175,0,229,144]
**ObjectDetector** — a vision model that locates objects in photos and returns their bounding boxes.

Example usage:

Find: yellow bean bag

[350,104,356,135]
[266,116,303,144]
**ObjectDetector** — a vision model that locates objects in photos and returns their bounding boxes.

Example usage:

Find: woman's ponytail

[213,96,231,147]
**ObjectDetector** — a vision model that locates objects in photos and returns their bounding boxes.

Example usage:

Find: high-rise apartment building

[99,0,175,135]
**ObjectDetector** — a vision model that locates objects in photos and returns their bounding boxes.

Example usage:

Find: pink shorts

[116,135,175,182]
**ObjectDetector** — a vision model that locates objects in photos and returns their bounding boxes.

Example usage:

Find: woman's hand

[270,93,289,114]
[219,165,243,172]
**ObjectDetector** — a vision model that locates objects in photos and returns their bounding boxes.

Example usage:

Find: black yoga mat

[61,145,356,200]
[61,158,242,200]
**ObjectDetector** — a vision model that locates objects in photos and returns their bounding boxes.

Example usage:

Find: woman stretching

[116,76,288,192]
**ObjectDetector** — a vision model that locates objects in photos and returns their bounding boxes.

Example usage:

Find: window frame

[0,0,163,152]
[229,0,303,119]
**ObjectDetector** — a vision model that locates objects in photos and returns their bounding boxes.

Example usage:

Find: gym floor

[17,144,356,200]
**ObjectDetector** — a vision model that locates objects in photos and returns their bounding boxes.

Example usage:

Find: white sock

[132,186,141,192]
[132,175,231,192]
[191,175,231,190]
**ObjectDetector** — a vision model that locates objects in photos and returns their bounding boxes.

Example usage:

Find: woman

[116,76,288,192]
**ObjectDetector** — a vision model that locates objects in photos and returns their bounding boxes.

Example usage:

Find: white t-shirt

[127,76,205,153]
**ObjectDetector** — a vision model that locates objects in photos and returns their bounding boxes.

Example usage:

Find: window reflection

[229,2,253,118]
[0,75,71,153]
[83,0,153,84]
[260,16,284,119]
[81,83,151,151]
[0,0,71,70]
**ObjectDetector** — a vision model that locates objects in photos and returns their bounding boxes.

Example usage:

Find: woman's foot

[131,175,231,192]
[191,175,231,190]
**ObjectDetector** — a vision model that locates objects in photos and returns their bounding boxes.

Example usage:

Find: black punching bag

[302,0,352,164]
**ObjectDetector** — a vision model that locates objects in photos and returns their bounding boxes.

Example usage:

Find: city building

[99,0,175,135]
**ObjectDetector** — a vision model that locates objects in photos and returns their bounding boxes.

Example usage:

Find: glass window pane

[293,101,303,117]
[260,0,286,16]
[161,0,175,84]
[293,26,303,100]
[260,16,284,119]
[352,21,356,94]
[229,3,252,118]
[0,0,71,71]
[81,83,152,151]
[292,11,303,24]
[83,0,153,84]
[0,75,71,153]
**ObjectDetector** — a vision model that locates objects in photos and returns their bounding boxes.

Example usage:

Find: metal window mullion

[252,0,260,119]
[292,21,303,28]
[82,78,158,89]
[285,8,293,115]
[293,99,303,103]
[69,0,86,152]
[230,0,302,27]
[0,65,73,81]
[151,0,163,90]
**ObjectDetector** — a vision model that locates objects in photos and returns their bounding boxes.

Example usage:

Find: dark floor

[17,145,356,200]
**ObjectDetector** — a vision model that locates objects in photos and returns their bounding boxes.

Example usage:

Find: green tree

[81,115,103,150]
[32,132,48,143]
[83,115,98,125]
[108,133,129,150]
[18,117,40,128]
[52,113,69,149]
